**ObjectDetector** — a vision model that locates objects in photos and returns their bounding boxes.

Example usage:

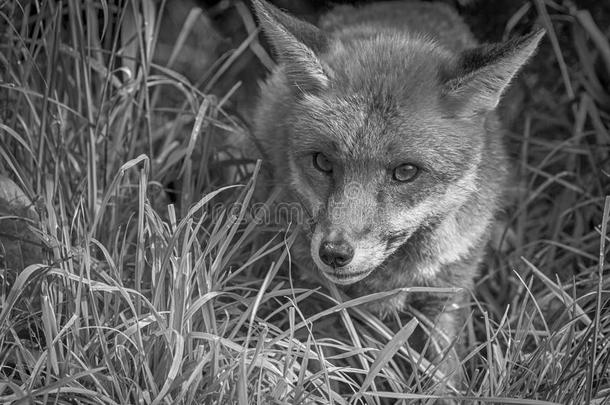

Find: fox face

[252,0,543,286]
[289,83,483,285]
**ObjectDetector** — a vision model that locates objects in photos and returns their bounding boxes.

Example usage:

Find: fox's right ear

[252,0,331,93]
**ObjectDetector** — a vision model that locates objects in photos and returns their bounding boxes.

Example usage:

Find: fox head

[253,0,543,285]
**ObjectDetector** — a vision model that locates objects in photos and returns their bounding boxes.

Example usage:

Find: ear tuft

[252,0,331,93]
[444,29,545,114]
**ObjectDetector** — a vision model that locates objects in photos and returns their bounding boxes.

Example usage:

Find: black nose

[319,239,354,268]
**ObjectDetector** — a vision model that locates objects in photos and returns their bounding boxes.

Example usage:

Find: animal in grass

[251,0,543,388]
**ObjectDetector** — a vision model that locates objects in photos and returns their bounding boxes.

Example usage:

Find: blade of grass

[586,196,610,404]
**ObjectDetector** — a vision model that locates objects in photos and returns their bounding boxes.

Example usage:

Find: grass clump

[0,0,608,404]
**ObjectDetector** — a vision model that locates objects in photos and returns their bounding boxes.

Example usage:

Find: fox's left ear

[443,29,545,115]
[252,0,331,93]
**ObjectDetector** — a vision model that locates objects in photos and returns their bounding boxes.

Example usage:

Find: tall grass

[0,0,608,404]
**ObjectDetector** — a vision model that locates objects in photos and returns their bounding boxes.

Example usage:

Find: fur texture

[251,0,543,384]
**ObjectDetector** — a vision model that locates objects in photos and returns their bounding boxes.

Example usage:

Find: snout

[310,229,388,285]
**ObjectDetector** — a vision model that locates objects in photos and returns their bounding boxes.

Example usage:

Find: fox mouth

[320,268,374,285]
[309,229,389,286]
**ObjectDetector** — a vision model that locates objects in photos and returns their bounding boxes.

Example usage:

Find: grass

[0,0,609,403]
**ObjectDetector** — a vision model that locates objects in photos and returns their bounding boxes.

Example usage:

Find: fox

[250,0,543,387]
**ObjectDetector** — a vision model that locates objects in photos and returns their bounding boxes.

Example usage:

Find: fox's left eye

[393,164,420,182]
[313,152,333,173]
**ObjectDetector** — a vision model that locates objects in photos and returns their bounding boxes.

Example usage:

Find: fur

[251,0,543,386]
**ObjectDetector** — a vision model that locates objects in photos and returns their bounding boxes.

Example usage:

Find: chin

[318,266,375,285]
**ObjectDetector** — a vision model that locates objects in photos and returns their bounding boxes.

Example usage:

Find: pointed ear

[252,0,331,93]
[443,29,545,115]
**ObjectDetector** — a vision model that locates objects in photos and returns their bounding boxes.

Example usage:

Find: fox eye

[313,152,333,173]
[393,163,419,182]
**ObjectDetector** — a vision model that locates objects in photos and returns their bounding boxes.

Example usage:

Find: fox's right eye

[313,152,333,173]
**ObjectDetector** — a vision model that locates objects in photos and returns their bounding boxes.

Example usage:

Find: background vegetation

[0,0,608,403]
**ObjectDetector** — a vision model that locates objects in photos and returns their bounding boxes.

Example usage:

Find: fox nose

[319,239,354,268]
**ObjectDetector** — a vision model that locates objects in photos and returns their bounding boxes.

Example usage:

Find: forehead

[293,38,454,144]
[329,33,450,104]
[294,91,444,160]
